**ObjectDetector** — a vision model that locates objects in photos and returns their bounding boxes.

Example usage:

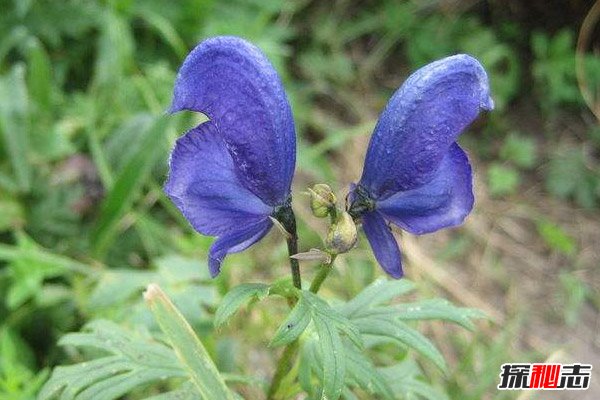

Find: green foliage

[145,284,234,400]
[91,116,170,257]
[0,65,31,192]
[545,148,600,208]
[0,1,596,399]
[531,29,600,113]
[294,280,484,399]
[487,132,539,198]
[531,29,581,110]
[0,327,49,399]
[531,29,600,111]
[270,296,312,347]
[88,255,216,324]
[214,283,270,328]
[558,272,589,326]
[499,132,537,169]
[38,320,187,400]
[40,285,238,400]
[0,231,92,310]
[536,219,577,256]
[487,164,520,197]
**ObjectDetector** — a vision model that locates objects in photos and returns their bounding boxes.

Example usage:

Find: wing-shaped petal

[359,54,493,200]
[208,218,273,277]
[170,36,296,206]
[376,143,474,235]
[165,121,272,236]
[362,211,403,278]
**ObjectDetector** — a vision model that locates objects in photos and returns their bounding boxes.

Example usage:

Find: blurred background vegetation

[0,0,599,398]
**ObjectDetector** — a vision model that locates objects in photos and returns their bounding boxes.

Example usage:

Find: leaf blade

[339,278,415,317]
[214,283,270,328]
[144,284,233,400]
[270,296,311,347]
[313,313,346,400]
[355,317,448,373]
[0,65,31,192]
[91,115,169,257]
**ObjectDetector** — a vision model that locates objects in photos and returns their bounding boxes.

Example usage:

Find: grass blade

[91,115,168,256]
[144,284,233,400]
[0,65,31,192]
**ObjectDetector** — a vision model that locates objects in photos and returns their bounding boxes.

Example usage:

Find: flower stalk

[273,203,302,290]
[267,254,337,399]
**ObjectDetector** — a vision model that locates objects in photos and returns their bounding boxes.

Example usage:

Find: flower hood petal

[359,54,493,200]
[170,36,296,206]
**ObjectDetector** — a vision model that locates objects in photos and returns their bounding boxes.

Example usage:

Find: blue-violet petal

[377,143,474,235]
[170,36,296,206]
[165,121,272,236]
[208,218,273,277]
[362,211,403,278]
[359,54,493,200]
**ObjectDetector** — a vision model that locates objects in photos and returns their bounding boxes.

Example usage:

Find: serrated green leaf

[91,115,169,257]
[270,296,311,347]
[303,291,363,349]
[145,284,233,400]
[365,299,486,331]
[38,357,128,400]
[379,362,450,400]
[299,341,318,399]
[313,312,345,400]
[75,368,176,400]
[144,381,198,400]
[339,278,415,317]
[354,317,448,373]
[59,321,178,368]
[292,291,364,399]
[214,283,270,327]
[344,345,394,399]
[38,321,186,400]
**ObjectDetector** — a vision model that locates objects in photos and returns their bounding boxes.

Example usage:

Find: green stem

[266,341,299,400]
[309,254,336,293]
[286,233,302,290]
[266,256,336,399]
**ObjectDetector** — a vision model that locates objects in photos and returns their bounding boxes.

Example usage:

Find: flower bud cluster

[308,184,357,255]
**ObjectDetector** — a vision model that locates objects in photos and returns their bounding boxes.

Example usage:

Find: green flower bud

[325,211,357,255]
[309,183,336,218]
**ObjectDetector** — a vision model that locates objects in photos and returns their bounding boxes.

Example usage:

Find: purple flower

[348,54,493,279]
[165,36,296,277]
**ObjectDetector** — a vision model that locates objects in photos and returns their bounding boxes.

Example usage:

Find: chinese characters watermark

[498,363,592,390]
